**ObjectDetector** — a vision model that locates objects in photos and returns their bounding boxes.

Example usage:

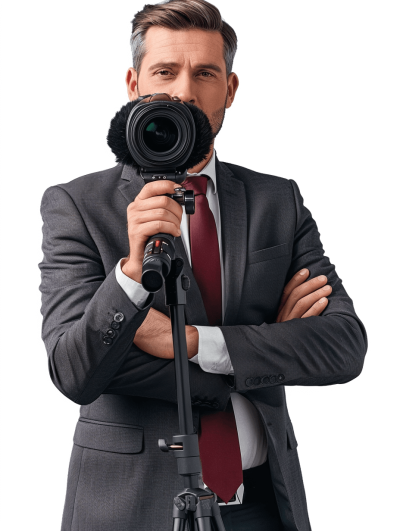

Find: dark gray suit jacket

[38,158,367,530]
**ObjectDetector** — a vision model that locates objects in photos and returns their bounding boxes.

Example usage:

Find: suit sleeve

[219,179,368,392]
[39,185,230,409]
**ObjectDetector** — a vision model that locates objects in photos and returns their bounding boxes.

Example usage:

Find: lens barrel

[126,101,196,170]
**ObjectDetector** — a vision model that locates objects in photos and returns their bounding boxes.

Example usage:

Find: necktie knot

[183,175,208,196]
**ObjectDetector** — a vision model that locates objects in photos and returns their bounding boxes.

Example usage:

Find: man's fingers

[134,193,183,216]
[282,274,329,317]
[136,180,180,201]
[130,195,183,229]
[134,207,182,228]
[286,284,332,320]
[134,220,182,240]
[301,297,329,318]
[277,268,310,313]
[277,278,332,323]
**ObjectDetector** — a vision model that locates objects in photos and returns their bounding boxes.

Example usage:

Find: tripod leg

[172,497,187,531]
[194,495,225,531]
[172,517,187,531]
[211,502,226,531]
[195,517,213,531]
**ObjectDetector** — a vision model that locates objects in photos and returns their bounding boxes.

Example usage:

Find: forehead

[142,27,225,67]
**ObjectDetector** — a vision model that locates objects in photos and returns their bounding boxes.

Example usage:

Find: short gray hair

[130,0,237,77]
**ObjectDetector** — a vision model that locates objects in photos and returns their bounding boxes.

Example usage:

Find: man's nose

[172,74,196,105]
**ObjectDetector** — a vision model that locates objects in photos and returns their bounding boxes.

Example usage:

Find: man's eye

[199,71,213,77]
[157,70,172,76]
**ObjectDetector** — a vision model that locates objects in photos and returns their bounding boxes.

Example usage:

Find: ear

[126,68,139,101]
[226,72,239,109]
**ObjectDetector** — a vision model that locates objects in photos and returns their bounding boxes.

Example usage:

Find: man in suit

[38,1,367,529]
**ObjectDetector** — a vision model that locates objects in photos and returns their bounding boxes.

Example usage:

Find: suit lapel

[216,158,248,326]
[118,164,146,203]
[118,164,209,326]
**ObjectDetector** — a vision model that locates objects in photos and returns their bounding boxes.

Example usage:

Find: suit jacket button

[278,374,285,382]
[262,376,270,384]
[269,375,277,384]
[245,378,254,387]
[111,320,121,330]
[102,335,113,345]
[114,312,125,322]
[106,329,116,338]
[253,377,261,386]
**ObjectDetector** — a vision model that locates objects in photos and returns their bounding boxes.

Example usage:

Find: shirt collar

[187,148,217,194]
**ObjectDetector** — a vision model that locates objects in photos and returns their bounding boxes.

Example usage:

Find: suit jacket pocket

[73,417,143,454]
[248,243,288,265]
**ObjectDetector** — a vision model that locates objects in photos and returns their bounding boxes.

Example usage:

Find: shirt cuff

[115,258,152,309]
[189,325,234,375]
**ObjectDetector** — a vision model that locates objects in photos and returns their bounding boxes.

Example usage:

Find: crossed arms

[39,181,367,407]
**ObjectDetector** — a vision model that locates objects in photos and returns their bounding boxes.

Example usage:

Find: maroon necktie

[183,176,243,504]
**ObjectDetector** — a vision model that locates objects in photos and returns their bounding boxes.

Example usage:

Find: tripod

[156,253,227,531]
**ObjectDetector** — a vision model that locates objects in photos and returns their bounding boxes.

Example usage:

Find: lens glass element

[143,117,178,153]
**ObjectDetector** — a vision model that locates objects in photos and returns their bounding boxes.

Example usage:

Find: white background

[0,1,399,529]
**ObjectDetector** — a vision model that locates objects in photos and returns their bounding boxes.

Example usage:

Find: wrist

[121,257,142,284]
[186,325,199,359]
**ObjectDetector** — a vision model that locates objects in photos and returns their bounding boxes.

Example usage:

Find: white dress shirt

[115,150,268,470]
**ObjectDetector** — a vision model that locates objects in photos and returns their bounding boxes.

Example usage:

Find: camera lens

[143,117,178,153]
[126,100,196,169]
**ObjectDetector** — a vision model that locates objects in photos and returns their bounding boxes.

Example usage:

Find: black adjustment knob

[181,275,190,291]
[158,439,169,452]
[174,496,186,511]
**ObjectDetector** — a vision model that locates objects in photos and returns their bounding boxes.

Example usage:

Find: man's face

[126,27,239,138]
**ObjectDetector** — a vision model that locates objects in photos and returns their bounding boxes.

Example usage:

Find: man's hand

[276,269,332,323]
[133,308,199,360]
[121,180,183,283]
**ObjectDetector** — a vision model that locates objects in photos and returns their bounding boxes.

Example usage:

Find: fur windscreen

[106,98,213,170]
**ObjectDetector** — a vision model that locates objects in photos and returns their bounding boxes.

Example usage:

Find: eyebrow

[147,61,223,74]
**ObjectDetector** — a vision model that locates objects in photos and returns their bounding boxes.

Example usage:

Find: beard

[209,91,228,139]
